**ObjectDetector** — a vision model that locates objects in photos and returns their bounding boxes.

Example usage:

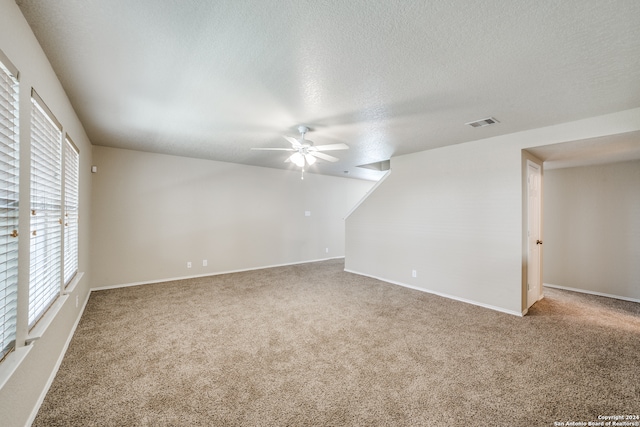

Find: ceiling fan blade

[311,143,349,152]
[284,136,302,148]
[311,152,339,162]
[304,154,317,165]
[251,147,295,151]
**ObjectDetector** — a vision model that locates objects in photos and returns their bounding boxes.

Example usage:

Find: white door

[527,161,542,309]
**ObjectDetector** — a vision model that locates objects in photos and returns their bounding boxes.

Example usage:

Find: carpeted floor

[33,259,640,426]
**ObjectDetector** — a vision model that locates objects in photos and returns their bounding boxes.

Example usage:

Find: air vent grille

[466,117,499,128]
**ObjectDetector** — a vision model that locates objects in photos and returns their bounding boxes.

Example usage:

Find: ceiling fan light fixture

[304,154,316,165]
[290,152,305,167]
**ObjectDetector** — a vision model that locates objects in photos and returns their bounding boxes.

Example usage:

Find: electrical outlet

[325,248,329,253]
[187,262,192,268]
[203,260,208,267]
[412,269,417,278]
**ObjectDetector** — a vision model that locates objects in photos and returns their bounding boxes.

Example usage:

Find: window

[29,90,62,327]
[63,137,79,286]
[0,52,19,361]
[0,51,82,368]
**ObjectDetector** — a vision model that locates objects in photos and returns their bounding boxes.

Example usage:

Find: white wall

[346,137,524,314]
[0,0,93,426]
[543,160,640,301]
[91,146,373,287]
[346,108,640,315]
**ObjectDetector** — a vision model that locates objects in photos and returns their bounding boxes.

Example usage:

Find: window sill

[2,271,85,388]
[0,345,33,391]
[26,294,69,345]
[63,271,84,295]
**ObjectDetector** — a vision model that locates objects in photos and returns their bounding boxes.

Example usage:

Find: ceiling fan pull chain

[301,168,305,180]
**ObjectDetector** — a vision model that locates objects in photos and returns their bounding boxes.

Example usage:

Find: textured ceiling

[16,0,640,180]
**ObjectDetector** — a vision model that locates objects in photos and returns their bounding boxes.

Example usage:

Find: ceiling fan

[251,125,349,169]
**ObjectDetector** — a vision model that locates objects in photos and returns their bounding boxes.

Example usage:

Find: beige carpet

[34,259,640,426]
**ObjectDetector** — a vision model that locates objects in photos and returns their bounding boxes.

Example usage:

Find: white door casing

[527,160,542,309]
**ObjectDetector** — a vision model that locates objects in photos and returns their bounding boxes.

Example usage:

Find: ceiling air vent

[465,117,499,128]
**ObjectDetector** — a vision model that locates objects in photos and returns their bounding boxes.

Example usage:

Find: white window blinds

[0,55,19,361]
[29,91,62,327]
[63,137,79,286]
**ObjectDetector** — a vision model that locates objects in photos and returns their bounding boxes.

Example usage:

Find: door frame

[522,152,544,314]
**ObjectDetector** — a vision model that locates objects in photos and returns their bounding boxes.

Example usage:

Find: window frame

[28,89,63,329]
[0,50,20,362]
[63,135,79,287]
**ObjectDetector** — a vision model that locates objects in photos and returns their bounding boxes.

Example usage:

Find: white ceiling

[16,0,640,180]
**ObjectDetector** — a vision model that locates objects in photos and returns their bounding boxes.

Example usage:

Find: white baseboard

[91,257,345,291]
[26,291,91,427]
[544,283,640,304]
[344,268,524,317]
